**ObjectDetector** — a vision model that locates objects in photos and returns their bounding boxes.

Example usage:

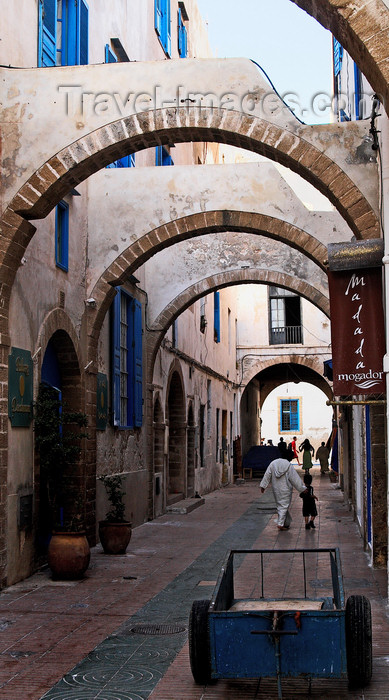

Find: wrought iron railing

[270,325,303,345]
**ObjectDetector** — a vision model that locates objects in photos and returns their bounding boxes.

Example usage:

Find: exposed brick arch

[242,354,333,403]
[84,211,330,371]
[1,108,378,339]
[291,0,389,112]
[8,109,378,236]
[36,309,84,396]
[148,268,329,384]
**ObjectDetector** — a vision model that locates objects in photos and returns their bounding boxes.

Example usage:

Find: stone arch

[35,309,84,397]
[241,354,333,403]
[153,393,165,518]
[1,107,379,340]
[291,0,389,111]
[166,362,186,503]
[84,211,331,372]
[147,268,330,383]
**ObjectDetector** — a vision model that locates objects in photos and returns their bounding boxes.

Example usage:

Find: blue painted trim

[55,201,69,271]
[214,291,220,343]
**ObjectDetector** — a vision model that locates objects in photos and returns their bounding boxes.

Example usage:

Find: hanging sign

[96,372,108,430]
[328,268,385,395]
[8,348,33,426]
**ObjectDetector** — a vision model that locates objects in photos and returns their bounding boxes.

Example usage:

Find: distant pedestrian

[267,439,273,446]
[277,437,287,456]
[299,438,314,472]
[260,450,307,530]
[300,473,318,529]
[291,436,300,465]
[316,441,330,474]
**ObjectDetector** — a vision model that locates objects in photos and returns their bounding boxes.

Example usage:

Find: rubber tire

[188,599,213,685]
[345,594,372,687]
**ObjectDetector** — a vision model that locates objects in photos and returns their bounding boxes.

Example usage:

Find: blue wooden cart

[189,548,372,698]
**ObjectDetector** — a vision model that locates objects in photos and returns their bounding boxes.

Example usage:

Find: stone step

[166,497,205,514]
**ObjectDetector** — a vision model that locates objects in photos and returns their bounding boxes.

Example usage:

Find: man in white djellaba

[260,449,307,530]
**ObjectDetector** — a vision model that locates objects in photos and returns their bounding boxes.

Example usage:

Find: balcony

[270,325,302,345]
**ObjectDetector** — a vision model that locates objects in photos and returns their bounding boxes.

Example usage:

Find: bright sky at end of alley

[195,0,333,125]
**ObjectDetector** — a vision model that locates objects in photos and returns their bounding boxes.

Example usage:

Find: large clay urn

[48,531,90,580]
[98,521,132,554]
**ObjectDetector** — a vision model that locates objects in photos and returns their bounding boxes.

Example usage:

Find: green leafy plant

[34,383,88,531]
[99,475,127,522]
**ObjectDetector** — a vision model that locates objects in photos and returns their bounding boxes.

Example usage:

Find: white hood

[273,459,291,478]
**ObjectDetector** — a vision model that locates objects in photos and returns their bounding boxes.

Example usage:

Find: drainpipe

[379,114,389,599]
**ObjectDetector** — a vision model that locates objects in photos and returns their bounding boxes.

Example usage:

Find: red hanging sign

[328,268,385,395]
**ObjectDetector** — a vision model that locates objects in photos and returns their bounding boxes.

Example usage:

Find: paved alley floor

[0,470,388,700]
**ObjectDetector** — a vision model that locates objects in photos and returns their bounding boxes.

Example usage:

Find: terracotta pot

[99,521,132,554]
[48,531,90,580]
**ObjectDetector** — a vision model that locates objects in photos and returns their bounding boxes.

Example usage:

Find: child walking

[300,473,318,529]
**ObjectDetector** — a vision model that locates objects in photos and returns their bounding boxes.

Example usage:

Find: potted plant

[34,383,90,579]
[98,475,132,554]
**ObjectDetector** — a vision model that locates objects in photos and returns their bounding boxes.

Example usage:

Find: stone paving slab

[0,471,388,699]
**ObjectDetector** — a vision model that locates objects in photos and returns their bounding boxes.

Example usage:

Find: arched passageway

[153,396,165,518]
[35,330,85,550]
[240,361,333,458]
[167,369,186,503]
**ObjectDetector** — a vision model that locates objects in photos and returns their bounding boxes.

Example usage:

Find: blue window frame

[111,289,143,428]
[155,145,174,166]
[155,0,171,57]
[38,0,88,67]
[178,9,187,58]
[354,63,362,119]
[214,291,220,343]
[280,399,300,432]
[55,201,69,271]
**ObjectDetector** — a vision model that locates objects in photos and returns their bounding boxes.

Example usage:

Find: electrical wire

[250,58,306,126]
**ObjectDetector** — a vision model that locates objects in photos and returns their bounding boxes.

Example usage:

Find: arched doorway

[187,402,195,497]
[167,370,186,504]
[36,331,83,552]
[153,395,165,517]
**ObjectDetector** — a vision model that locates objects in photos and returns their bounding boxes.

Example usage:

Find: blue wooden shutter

[165,0,171,57]
[111,291,121,426]
[354,63,362,119]
[38,0,57,67]
[78,0,89,65]
[178,9,187,58]
[155,0,162,37]
[290,400,299,431]
[133,300,143,427]
[214,291,220,343]
[105,43,117,63]
[333,38,343,77]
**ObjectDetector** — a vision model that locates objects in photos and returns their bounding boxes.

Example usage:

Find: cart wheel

[345,595,372,687]
[188,599,213,685]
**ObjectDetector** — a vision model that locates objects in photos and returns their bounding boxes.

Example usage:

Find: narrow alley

[0,470,388,700]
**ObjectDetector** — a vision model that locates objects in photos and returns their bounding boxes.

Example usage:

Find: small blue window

[155,0,171,57]
[280,399,300,432]
[178,9,187,58]
[111,290,143,428]
[214,291,220,343]
[155,145,174,166]
[55,201,69,271]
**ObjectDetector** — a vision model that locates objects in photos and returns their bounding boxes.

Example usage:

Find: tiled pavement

[0,470,388,700]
